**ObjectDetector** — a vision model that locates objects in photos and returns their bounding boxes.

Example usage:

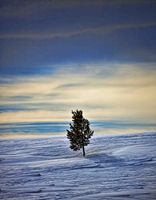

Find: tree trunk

[82,145,85,157]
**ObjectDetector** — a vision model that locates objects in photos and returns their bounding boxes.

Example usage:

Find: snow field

[0,133,156,199]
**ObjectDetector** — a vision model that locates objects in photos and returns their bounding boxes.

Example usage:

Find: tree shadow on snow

[86,152,125,166]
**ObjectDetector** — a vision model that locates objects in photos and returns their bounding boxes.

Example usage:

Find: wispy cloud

[0,22,156,40]
[0,63,156,124]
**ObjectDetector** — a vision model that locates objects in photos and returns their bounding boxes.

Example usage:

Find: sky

[0,0,156,137]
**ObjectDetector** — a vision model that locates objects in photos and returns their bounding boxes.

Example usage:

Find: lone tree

[67,110,94,157]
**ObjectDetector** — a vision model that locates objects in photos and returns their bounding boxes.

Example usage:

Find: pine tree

[67,110,94,157]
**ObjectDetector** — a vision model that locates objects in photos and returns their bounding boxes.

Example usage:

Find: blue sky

[0,0,156,137]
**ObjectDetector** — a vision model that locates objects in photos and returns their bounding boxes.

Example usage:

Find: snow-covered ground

[0,132,156,200]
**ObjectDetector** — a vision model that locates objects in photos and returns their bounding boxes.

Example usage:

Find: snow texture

[0,132,156,200]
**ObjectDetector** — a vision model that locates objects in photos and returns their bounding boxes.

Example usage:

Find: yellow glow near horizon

[0,63,156,124]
